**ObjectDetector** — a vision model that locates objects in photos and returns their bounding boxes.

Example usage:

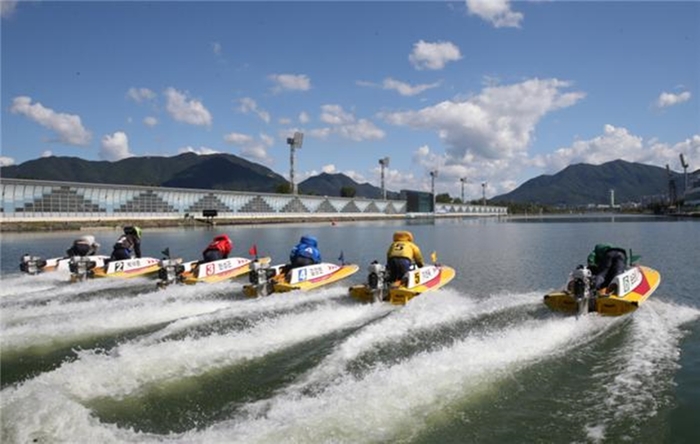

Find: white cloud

[143,116,158,127]
[466,0,523,28]
[1,0,18,19]
[99,131,133,161]
[299,111,310,124]
[127,87,156,103]
[178,146,220,155]
[313,104,385,142]
[268,74,311,92]
[320,104,354,125]
[655,91,691,108]
[223,132,254,145]
[238,97,271,123]
[223,131,274,164]
[382,78,441,96]
[533,125,700,176]
[211,41,222,56]
[309,127,332,139]
[533,125,642,173]
[336,119,385,142]
[0,156,15,166]
[383,78,585,160]
[408,40,462,71]
[41,151,52,158]
[164,87,212,126]
[10,96,92,146]
[322,164,336,174]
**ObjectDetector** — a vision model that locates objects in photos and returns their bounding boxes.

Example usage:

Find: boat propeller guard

[571,266,594,316]
[69,256,98,282]
[248,260,278,296]
[157,258,186,288]
[367,261,387,302]
[19,254,48,275]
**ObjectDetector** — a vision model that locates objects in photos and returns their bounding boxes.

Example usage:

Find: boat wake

[1,282,698,444]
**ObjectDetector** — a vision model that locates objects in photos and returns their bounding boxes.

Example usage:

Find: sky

[2,0,699,200]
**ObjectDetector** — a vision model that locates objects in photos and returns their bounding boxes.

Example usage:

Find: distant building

[683,172,700,206]
[403,190,434,213]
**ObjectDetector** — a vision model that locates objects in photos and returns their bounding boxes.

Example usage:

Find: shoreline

[0,214,409,233]
[2,211,697,233]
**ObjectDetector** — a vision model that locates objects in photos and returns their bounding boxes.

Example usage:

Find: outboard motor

[367,261,387,302]
[69,256,97,282]
[248,260,277,296]
[19,254,47,275]
[571,266,593,316]
[157,258,186,289]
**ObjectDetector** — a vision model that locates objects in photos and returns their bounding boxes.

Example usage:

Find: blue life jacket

[290,235,321,263]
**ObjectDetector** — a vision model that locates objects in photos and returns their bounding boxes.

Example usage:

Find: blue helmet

[300,235,318,248]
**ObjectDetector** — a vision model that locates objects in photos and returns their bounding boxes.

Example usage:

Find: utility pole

[680,153,689,194]
[430,170,438,213]
[286,132,304,194]
[379,157,390,200]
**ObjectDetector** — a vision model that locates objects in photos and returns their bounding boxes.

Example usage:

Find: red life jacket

[204,235,232,256]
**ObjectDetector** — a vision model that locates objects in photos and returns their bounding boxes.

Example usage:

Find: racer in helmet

[111,226,142,260]
[289,234,322,269]
[66,235,100,257]
[587,243,628,290]
[202,234,233,263]
[386,230,424,283]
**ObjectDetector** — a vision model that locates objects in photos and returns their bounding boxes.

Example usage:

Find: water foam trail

[293,289,539,388]
[582,299,700,442]
[187,308,615,443]
[1,284,233,353]
[140,286,352,343]
[0,272,72,300]
[0,274,156,308]
[1,302,383,404]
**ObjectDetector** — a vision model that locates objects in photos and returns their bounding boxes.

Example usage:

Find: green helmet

[124,226,142,238]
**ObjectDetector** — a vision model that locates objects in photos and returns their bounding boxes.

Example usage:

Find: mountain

[4,155,680,206]
[0,153,395,198]
[492,160,682,206]
[1,153,287,192]
[298,172,400,199]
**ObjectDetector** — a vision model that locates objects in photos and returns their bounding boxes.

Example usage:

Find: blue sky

[2,0,699,199]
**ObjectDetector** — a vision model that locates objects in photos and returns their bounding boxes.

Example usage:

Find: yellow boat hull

[544,265,661,316]
[349,265,456,305]
[244,263,359,296]
[92,257,161,279]
[273,264,359,293]
[181,257,270,284]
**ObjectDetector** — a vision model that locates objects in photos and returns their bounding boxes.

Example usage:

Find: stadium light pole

[460,177,467,203]
[379,157,390,200]
[481,181,487,206]
[430,170,438,213]
[286,132,304,195]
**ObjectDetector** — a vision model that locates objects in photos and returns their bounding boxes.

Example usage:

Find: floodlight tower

[379,157,390,200]
[481,182,487,206]
[460,177,467,203]
[666,164,677,206]
[430,170,438,213]
[610,189,615,208]
[286,132,304,194]
[680,153,689,194]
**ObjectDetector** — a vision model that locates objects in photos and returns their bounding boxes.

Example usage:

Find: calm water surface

[1,216,698,443]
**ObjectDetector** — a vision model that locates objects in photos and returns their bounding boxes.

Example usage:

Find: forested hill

[1,153,288,193]
[492,160,684,206]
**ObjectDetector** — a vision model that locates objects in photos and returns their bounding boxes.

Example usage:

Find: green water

[1,216,698,443]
